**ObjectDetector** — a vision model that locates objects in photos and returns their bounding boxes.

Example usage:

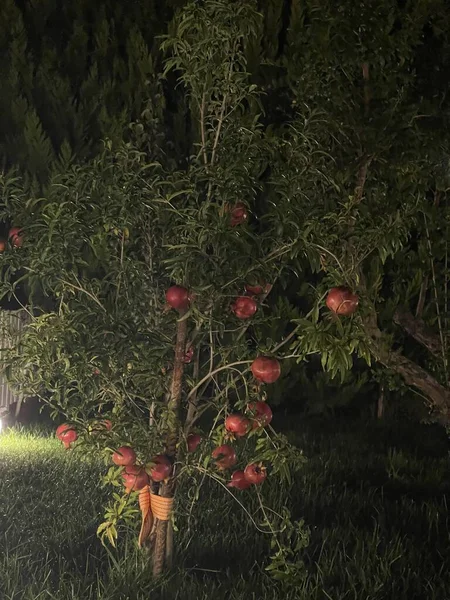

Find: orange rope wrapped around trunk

[150,493,174,521]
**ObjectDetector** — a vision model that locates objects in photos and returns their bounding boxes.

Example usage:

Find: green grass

[0,421,449,599]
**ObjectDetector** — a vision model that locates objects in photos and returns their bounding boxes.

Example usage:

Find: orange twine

[150,493,174,521]
[138,486,153,547]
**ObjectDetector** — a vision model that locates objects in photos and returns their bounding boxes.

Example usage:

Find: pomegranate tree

[2,2,312,583]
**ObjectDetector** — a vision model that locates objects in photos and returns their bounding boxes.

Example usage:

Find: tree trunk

[152,310,188,577]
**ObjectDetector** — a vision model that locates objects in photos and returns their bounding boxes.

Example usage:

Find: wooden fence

[0,309,30,417]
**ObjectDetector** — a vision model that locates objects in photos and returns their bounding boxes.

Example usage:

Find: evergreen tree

[0,0,185,180]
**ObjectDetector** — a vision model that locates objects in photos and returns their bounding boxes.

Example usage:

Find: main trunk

[152,311,188,576]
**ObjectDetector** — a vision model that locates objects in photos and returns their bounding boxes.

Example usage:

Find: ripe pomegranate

[56,423,73,439]
[166,285,190,311]
[122,466,149,492]
[225,413,251,437]
[8,227,23,248]
[102,419,113,431]
[244,463,267,485]
[0,240,5,252]
[148,454,172,482]
[93,368,100,376]
[326,286,359,316]
[227,470,252,490]
[187,432,202,452]
[245,283,264,296]
[112,446,136,466]
[247,401,273,428]
[251,356,281,384]
[183,345,194,364]
[231,296,258,320]
[212,444,237,470]
[229,202,248,226]
[56,424,77,448]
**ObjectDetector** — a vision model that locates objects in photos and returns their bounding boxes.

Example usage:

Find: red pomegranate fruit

[325,287,359,316]
[122,466,149,492]
[231,296,258,320]
[0,240,5,252]
[229,202,248,226]
[212,444,237,470]
[148,454,172,482]
[245,283,264,295]
[227,470,252,490]
[112,446,137,466]
[56,423,74,439]
[56,424,78,448]
[183,345,195,364]
[251,356,281,384]
[8,227,24,248]
[244,463,267,485]
[225,414,251,437]
[247,401,273,428]
[187,433,202,452]
[166,285,190,311]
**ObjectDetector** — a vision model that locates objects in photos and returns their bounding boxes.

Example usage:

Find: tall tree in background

[0,0,186,180]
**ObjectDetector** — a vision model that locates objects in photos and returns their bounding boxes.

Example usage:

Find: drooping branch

[393,308,443,359]
[387,350,450,412]
[362,294,450,414]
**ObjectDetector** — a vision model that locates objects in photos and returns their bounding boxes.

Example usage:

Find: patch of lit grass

[0,420,449,599]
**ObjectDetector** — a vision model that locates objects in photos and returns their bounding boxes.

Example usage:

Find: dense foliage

[1,0,450,580]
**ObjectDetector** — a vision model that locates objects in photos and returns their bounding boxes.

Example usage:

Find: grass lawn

[0,420,449,599]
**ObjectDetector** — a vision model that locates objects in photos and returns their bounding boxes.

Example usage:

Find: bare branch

[393,309,443,359]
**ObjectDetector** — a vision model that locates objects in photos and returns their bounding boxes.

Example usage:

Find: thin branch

[185,346,201,430]
[424,209,448,380]
[353,156,372,205]
[415,275,428,318]
[186,360,252,404]
[59,278,106,312]
[199,91,209,168]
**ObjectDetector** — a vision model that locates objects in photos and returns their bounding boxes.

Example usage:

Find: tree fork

[153,310,188,577]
